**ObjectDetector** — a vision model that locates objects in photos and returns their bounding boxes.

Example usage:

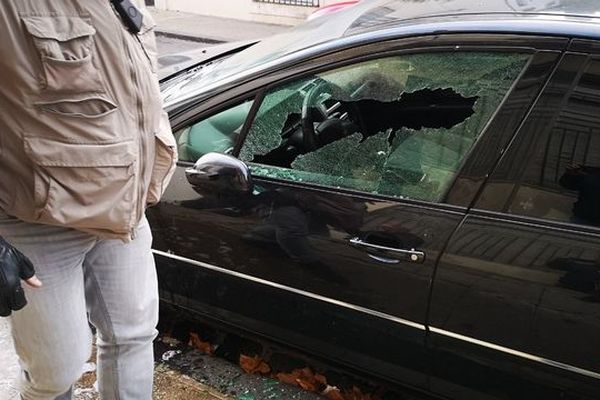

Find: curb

[156,30,226,45]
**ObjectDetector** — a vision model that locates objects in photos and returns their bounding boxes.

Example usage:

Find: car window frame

[171,96,263,164]
[236,36,566,206]
[170,33,568,210]
[236,50,533,203]
[170,92,264,166]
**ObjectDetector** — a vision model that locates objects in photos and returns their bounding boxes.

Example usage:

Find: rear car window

[477,57,600,228]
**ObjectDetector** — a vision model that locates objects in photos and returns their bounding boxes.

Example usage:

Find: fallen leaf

[296,377,318,392]
[274,367,326,393]
[188,332,214,355]
[239,354,271,375]
[275,371,299,386]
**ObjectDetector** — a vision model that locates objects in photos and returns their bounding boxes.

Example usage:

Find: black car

[151,1,600,398]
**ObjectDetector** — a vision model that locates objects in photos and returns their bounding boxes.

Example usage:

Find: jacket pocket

[23,137,137,234]
[33,95,129,143]
[21,16,103,93]
[147,112,178,206]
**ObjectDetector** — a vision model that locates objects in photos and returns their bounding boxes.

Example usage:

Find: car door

[149,35,559,391]
[429,45,600,400]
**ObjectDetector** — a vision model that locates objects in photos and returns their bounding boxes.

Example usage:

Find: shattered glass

[240,82,305,162]
[400,52,527,97]
[292,132,391,192]
[240,52,530,201]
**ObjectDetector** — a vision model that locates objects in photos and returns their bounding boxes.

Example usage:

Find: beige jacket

[0,0,177,240]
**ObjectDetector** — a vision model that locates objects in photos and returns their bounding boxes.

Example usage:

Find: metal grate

[254,0,319,7]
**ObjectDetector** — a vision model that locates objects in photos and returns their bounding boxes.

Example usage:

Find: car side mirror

[185,152,253,195]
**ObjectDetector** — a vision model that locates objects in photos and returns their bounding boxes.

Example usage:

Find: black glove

[0,236,36,317]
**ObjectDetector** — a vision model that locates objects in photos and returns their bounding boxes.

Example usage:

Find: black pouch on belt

[110,0,143,33]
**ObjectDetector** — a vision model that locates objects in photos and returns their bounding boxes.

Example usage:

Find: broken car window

[240,52,530,201]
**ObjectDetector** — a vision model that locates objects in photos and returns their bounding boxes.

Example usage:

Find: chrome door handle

[348,237,426,264]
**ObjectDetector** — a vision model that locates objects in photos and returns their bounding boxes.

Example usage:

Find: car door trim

[468,209,600,238]
[153,248,600,381]
[429,327,600,381]
[152,248,426,331]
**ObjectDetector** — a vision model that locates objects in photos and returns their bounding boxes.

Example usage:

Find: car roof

[345,0,600,37]
[163,0,600,111]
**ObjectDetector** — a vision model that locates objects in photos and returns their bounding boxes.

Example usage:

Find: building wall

[153,0,339,26]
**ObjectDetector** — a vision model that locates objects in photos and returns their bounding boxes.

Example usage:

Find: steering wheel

[301,78,365,151]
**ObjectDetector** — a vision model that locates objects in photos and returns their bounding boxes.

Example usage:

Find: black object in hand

[0,237,36,317]
[110,0,144,33]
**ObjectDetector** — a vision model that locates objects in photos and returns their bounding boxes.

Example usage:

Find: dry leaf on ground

[275,367,326,393]
[188,333,214,355]
[239,354,271,375]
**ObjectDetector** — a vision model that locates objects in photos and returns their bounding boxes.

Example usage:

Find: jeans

[0,211,158,400]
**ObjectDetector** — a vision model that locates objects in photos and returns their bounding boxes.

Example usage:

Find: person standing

[0,1,177,399]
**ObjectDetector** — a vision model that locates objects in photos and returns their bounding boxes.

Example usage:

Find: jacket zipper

[121,33,145,241]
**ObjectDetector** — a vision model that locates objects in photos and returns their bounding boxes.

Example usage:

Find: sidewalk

[0,319,232,400]
[0,319,19,400]
[149,8,291,44]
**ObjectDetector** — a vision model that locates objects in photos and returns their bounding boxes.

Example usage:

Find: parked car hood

[158,40,258,81]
